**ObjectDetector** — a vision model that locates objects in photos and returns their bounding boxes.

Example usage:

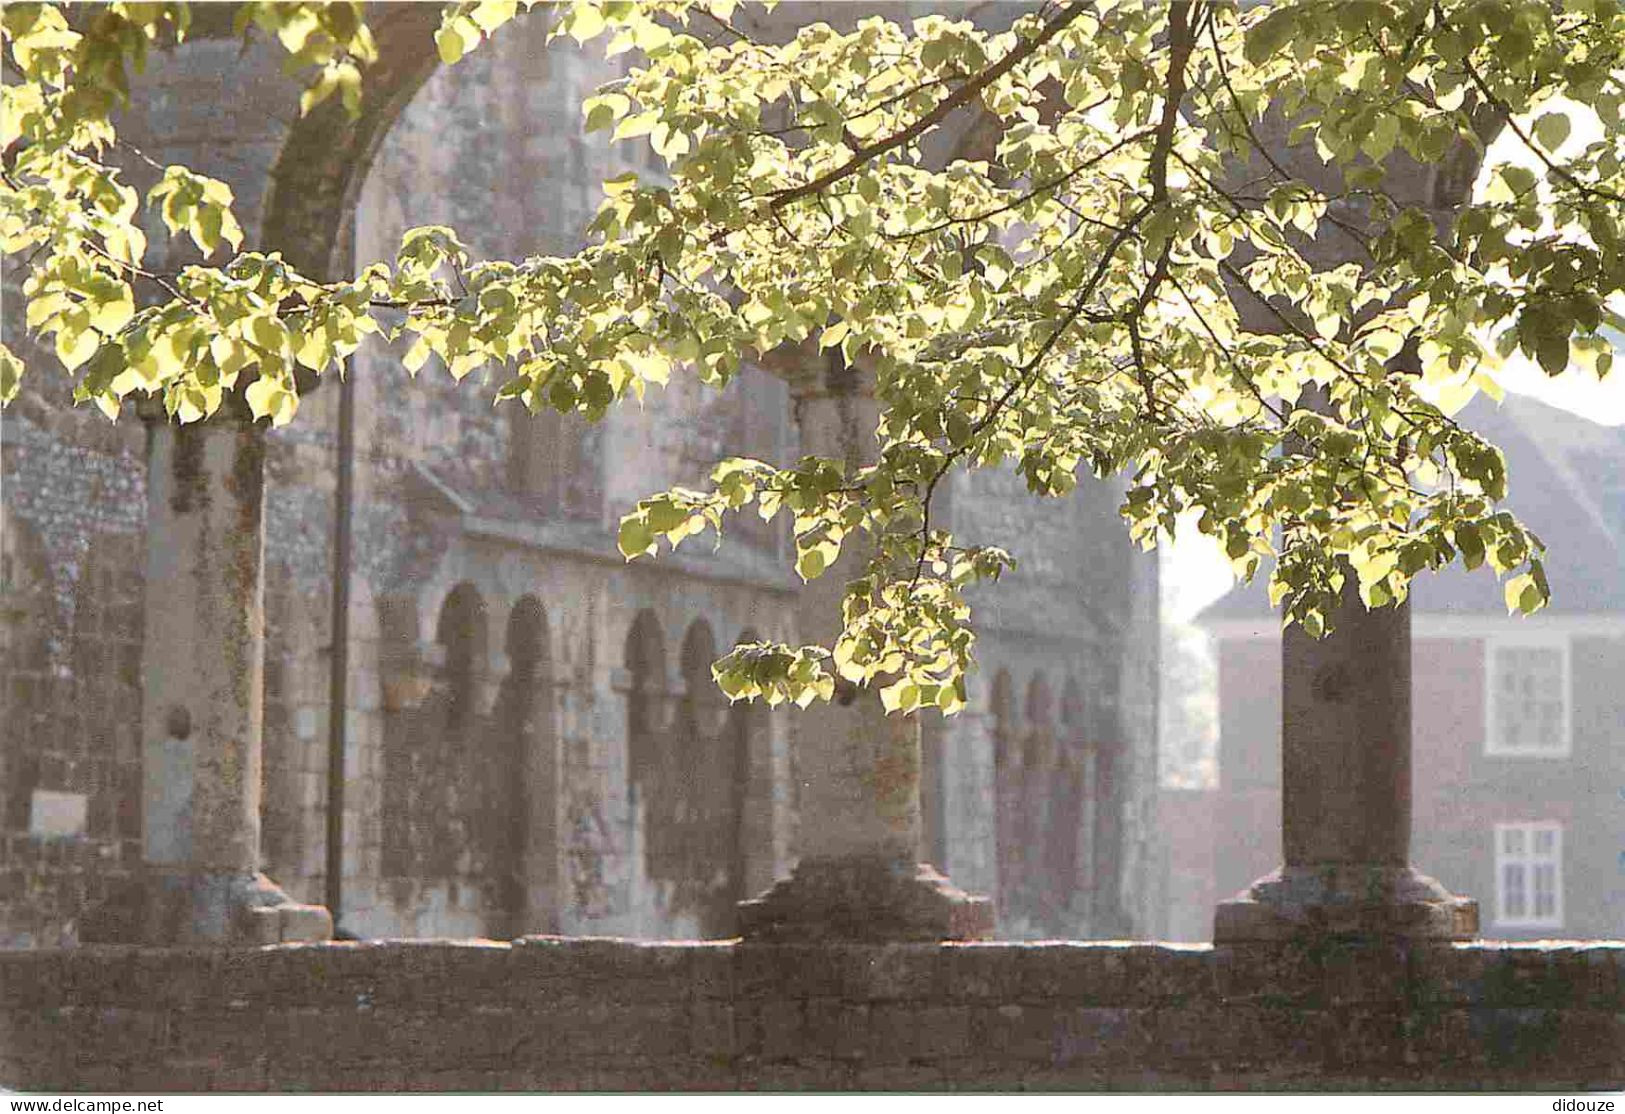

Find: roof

[1197,393,1625,624]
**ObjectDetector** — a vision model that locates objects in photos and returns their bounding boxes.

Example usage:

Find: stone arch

[624,608,668,744]
[380,580,490,881]
[506,594,550,676]
[436,582,489,729]
[630,617,744,936]
[478,594,557,936]
[623,607,668,909]
[259,4,449,280]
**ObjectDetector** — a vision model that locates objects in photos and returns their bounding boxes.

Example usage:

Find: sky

[1161,101,1625,626]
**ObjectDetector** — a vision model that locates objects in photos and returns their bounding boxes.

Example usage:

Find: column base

[737,855,994,942]
[79,870,333,946]
[1213,864,1477,944]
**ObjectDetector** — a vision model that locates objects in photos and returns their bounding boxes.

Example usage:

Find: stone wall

[1,4,1159,948]
[2,938,1621,1092]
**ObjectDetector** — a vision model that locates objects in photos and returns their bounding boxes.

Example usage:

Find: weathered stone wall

[2,939,1620,1092]
[0,4,1159,947]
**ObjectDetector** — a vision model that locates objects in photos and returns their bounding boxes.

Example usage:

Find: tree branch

[767,2,1092,212]
[1441,0,1625,208]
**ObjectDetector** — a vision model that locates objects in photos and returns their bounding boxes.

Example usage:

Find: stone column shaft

[1213,570,1476,943]
[84,417,332,946]
[144,421,265,873]
[737,357,991,941]
[1282,586,1410,867]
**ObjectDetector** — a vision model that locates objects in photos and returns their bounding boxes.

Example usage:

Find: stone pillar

[1213,580,1476,941]
[737,356,992,941]
[1209,124,1478,943]
[88,414,332,945]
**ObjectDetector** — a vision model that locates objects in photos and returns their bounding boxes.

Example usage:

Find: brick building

[0,7,1157,947]
[1165,395,1625,941]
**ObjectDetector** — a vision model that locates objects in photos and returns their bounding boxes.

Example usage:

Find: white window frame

[1483,634,1572,758]
[1493,821,1564,930]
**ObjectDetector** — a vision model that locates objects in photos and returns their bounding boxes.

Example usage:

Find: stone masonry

[2,938,1621,1092]
[0,5,1158,946]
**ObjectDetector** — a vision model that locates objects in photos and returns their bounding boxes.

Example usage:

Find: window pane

[1492,646,1565,751]
[1502,862,1526,918]
[1502,827,1525,855]
[1534,863,1557,919]
[1533,828,1556,856]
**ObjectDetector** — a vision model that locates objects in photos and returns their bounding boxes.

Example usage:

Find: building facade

[0,7,1157,946]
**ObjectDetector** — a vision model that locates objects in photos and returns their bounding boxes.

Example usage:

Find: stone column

[737,356,992,941]
[93,414,332,945]
[1213,578,1477,942]
[1210,126,1478,944]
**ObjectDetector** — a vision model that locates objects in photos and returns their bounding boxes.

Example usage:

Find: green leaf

[1535,331,1570,377]
[55,322,98,372]
[435,25,466,65]
[618,515,655,559]
[244,375,280,422]
[0,344,22,406]
[796,547,826,581]
[1245,10,1295,64]
[1532,111,1570,153]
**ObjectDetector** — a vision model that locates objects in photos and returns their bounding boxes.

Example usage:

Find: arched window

[383,582,488,881]
[1024,675,1054,771]
[481,595,554,936]
[624,609,668,908]
[624,609,666,746]
[671,619,744,937]
[1016,674,1055,929]
[437,583,488,739]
